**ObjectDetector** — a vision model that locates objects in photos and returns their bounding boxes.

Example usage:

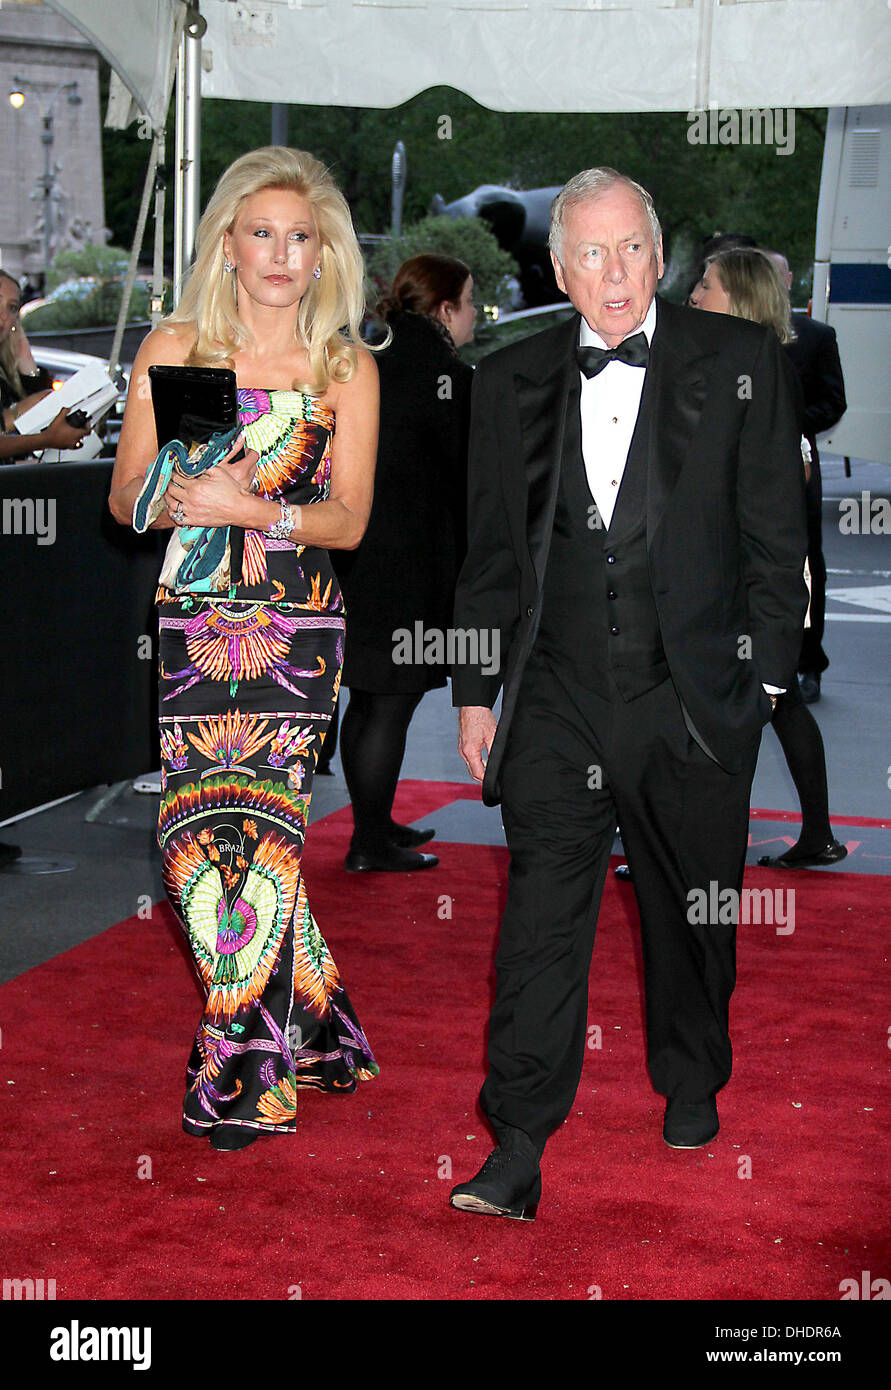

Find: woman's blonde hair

[163,147,367,392]
[0,273,24,400]
[707,247,793,344]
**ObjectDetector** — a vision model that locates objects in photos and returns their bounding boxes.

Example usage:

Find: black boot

[388,823,436,849]
[449,1126,542,1221]
[344,845,438,872]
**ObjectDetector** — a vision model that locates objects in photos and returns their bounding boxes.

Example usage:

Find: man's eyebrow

[579,230,646,243]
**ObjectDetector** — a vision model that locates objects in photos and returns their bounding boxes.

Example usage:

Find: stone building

[0,0,105,286]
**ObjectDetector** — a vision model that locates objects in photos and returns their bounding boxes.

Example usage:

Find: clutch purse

[132,425,241,593]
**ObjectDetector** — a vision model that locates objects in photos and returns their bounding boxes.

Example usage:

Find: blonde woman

[689,247,793,343]
[110,148,380,1150]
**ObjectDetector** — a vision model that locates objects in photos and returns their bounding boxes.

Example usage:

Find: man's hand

[458,705,498,784]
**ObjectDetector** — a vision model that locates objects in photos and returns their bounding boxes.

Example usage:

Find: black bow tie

[576,331,649,378]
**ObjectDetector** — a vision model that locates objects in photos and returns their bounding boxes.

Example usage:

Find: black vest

[535,372,669,700]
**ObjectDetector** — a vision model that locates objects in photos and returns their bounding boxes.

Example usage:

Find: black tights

[770,681,833,852]
[339,688,425,853]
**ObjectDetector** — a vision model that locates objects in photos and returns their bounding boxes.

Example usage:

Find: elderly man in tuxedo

[448,168,808,1221]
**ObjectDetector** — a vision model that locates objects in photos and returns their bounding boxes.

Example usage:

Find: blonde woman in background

[110,147,380,1150]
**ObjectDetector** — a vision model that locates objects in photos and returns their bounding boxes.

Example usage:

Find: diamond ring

[172,502,187,525]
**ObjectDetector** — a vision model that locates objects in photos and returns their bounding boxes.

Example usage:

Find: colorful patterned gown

[156,388,378,1138]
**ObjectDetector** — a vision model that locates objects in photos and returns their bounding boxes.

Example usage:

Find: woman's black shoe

[757,838,847,869]
[209,1125,261,1151]
[344,846,438,873]
[389,823,435,849]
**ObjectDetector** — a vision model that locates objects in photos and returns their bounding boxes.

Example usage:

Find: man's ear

[550,251,567,296]
[656,235,665,281]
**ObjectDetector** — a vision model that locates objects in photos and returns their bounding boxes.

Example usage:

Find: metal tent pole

[173,11,202,307]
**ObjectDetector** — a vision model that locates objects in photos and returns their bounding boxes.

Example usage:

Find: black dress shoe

[344,846,438,873]
[209,1125,261,1151]
[388,823,436,849]
[614,863,632,881]
[757,838,847,869]
[450,1130,542,1221]
[663,1097,719,1149]
[0,842,22,868]
[799,672,821,703]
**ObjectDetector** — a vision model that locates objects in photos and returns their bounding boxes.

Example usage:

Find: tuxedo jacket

[451,294,809,806]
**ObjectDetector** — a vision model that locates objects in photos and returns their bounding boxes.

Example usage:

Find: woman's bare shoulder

[328,343,378,408]
[132,321,196,369]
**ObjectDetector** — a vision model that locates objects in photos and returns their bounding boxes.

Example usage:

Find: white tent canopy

[47,0,891,122]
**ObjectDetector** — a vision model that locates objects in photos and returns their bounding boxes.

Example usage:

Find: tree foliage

[365,216,519,312]
[99,61,827,305]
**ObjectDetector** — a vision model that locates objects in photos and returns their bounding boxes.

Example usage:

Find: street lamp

[9,75,82,280]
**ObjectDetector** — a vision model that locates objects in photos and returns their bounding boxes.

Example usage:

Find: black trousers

[799,459,828,675]
[480,653,761,1152]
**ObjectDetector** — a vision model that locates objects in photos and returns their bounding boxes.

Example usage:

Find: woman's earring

[312,266,321,279]
[224,259,235,273]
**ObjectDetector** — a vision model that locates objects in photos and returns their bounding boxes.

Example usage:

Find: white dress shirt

[578,296,656,529]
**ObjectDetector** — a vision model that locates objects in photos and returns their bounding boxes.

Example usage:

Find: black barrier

[0,461,166,822]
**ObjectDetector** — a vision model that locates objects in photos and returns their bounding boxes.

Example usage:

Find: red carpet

[1,780,887,1301]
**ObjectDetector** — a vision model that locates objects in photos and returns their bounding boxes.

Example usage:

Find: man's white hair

[548,168,662,264]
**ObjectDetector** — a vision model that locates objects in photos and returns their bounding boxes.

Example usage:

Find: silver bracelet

[266,496,294,540]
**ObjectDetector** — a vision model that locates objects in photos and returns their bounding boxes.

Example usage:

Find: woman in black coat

[332,253,475,871]
[690,248,846,869]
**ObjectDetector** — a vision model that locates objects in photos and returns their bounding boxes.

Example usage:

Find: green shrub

[25,244,154,330]
[45,244,131,292]
[23,281,151,331]
[366,215,519,314]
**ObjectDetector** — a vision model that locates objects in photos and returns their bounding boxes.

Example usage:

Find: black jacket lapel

[645,296,718,548]
[514,314,579,587]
